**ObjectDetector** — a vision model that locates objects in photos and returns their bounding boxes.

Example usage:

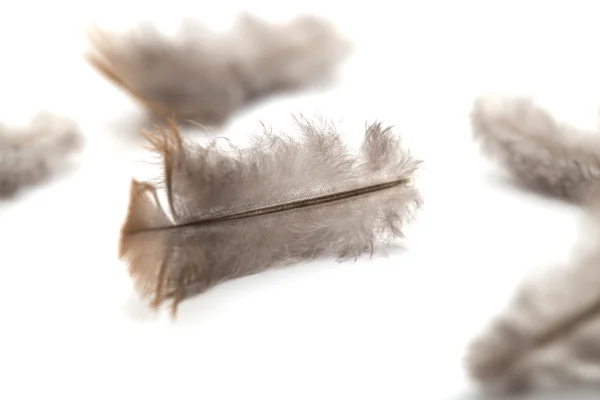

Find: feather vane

[0,113,82,197]
[471,95,600,202]
[467,206,600,394]
[86,14,351,125]
[119,118,422,315]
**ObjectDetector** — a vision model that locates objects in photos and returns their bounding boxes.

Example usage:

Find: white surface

[1,1,599,399]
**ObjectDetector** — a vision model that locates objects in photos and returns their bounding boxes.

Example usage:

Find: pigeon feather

[119,118,422,315]
[470,95,600,202]
[466,205,600,394]
[86,14,351,126]
[0,113,83,198]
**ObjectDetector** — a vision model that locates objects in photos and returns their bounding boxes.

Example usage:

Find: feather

[466,205,600,395]
[470,95,600,202]
[0,113,83,197]
[119,118,422,316]
[86,14,351,126]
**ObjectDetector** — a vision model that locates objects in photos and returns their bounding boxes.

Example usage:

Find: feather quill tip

[119,117,422,316]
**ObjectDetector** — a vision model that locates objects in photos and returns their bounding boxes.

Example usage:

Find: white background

[1,1,600,399]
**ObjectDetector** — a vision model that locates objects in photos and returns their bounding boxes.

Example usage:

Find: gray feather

[86,13,351,126]
[470,95,600,201]
[0,113,83,197]
[119,118,422,315]
[466,205,600,395]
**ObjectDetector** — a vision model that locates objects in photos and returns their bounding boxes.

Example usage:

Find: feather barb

[119,118,422,316]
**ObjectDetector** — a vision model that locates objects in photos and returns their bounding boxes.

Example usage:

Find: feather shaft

[126,178,411,235]
[119,118,422,316]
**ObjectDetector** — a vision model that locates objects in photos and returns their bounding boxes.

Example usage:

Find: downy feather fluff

[0,113,83,197]
[86,14,351,126]
[466,205,600,394]
[470,95,600,202]
[119,118,422,315]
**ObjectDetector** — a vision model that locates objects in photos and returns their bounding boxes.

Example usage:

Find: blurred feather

[466,204,600,395]
[470,95,600,202]
[86,14,351,126]
[119,117,422,315]
[0,113,83,198]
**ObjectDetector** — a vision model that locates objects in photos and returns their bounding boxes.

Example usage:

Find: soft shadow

[0,195,19,213]
[103,112,224,150]
[157,273,281,326]
[157,250,409,325]
[104,112,152,138]
[101,72,343,145]
[0,166,80,212]
[121,294,160,322]
[450,387,600,400]
[486,171,579,207]
[370,242,408,259]
[167,287,235,324]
